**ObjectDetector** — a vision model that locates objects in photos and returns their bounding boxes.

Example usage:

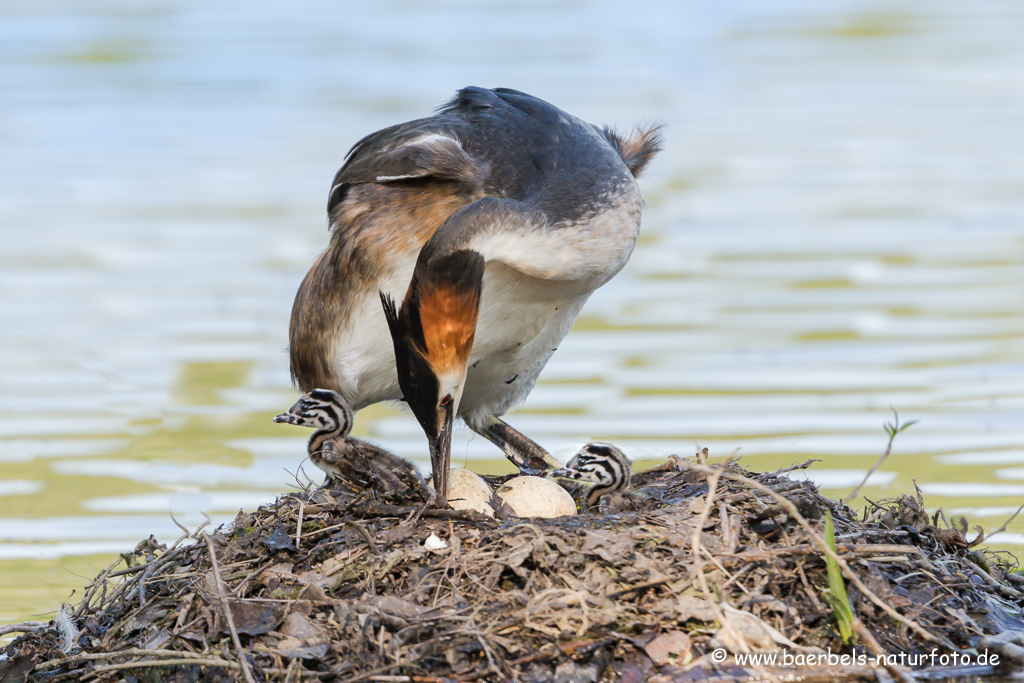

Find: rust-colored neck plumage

[382,249,484,431]
[381,249,484,504]
[412,258,481,386]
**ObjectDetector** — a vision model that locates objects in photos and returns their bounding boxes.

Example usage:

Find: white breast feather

[333,185,642,425]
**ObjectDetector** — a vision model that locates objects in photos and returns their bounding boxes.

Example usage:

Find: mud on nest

[3,450,1024,682]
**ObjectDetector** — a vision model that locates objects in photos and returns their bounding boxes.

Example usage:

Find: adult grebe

[288,87,660,503]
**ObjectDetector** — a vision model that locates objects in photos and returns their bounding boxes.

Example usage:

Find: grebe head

[274,388,354,440]
[549,442,632,511]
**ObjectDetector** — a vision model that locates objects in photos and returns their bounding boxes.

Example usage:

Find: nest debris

[3,450,1024,682]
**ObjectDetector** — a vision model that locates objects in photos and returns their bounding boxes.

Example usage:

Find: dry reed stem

[204,533,256,683]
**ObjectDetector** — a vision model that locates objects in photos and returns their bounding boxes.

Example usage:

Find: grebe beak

[427,396,456,502]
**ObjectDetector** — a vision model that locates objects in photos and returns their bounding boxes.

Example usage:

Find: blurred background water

[2,0,1024,628]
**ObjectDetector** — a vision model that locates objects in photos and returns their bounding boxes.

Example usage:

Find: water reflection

[2,0,1024,626]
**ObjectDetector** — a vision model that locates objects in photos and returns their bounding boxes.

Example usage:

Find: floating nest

[4,450,1024,682]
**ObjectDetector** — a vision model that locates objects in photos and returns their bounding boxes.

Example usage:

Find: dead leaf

[261,526,295,552]
[321,547,367,576]
[273,636,330,660]
[643,630,692,665]
[933,528,969,549]
[126,605,169,634]
[546,532,575,555]
[364,595,430,620]
[295,570,332,591]
[173,593,196,631]
[710,605,821,655]
[504,541,533,568]
[581,531,634,563]
[280,612,325,641]
[554,659,602,682]
[674,597,717,623]
[220,600,285,636]
[260,562,294,580]
[297,583,331,604]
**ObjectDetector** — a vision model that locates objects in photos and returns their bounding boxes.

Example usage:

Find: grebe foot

[475,415,562,472]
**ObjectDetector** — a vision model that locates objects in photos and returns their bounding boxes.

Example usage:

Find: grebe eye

[439,394,453,407]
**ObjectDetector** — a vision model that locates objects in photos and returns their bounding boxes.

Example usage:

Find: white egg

[496,476,577,518]
[429,468,496,517]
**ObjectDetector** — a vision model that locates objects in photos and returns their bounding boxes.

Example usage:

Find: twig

[203,533,256,683]
[607,576,673,598]
[849,618,888,660]
[795,561,826,613]
[137,549,180,607]
[301,519,351,540]
[0,621,48,636]
[966,562,1024,600]
[73,556,124,620]
[843,454,890,506]
[987,502,1024,537]
[844,409,917,504]
[169,510,191,536]
[407,494,436,528]
[89,657,240,674]
[637,460,677,475]
[489,636,615,677]
[720,480,804,504]
[107,563,149,578]
[720,561,756,591]
[355,500,491,523]
[295,499,305,550]
[34,648,235,672]
[1005,572,1024,586]
[716,543,921,563]
[501,643,560,669]
[364,676,462,683]
[345,519,380,554]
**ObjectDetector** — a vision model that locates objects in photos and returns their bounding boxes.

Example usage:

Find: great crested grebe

[288,87,660,504]
[273,389,432,500]
[548,442,632,511]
